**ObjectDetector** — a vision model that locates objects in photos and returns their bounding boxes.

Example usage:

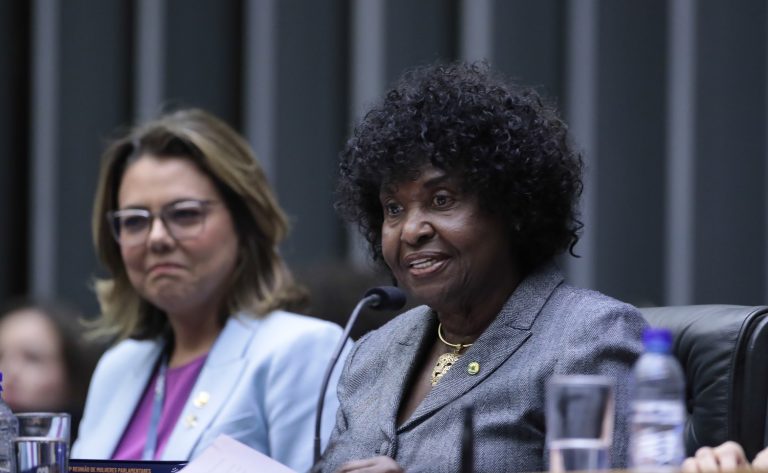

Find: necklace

[431,323,473,386]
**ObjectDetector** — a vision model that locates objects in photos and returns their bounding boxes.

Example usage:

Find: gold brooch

[431,323,473,386]
[193,391,210,408]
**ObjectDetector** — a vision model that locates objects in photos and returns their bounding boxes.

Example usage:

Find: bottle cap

[643,327,673,353]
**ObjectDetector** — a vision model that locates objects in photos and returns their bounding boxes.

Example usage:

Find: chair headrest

[639,305,768,458]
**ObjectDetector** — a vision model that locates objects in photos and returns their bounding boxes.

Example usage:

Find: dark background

[0,0,765,328]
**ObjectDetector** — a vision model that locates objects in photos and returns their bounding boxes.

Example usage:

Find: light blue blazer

[72,310,343,472]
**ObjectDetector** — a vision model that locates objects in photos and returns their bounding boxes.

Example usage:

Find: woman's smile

[403,253,449,278]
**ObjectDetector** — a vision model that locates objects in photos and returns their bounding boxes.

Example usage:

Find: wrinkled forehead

[379,166,425,192]
[379,162,467,196]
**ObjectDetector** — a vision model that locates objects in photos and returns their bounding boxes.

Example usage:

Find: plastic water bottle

[0,372,18,473]
[629,328,686,470]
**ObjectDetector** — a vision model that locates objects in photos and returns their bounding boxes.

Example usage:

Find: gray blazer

[316,263,646,473]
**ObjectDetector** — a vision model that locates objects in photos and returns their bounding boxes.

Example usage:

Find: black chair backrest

[639,305,768,459]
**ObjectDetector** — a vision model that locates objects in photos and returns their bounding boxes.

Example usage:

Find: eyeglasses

[107,199,217,247]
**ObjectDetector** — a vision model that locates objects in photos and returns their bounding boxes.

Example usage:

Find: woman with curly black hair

[316,62,647,473]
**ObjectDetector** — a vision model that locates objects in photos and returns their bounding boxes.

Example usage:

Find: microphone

[360,285,407,311]
[313,286,406,464]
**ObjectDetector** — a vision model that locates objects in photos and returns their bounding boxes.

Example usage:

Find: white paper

[180,435,297,473]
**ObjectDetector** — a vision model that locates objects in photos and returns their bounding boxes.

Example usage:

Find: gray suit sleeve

[551,302,647,469]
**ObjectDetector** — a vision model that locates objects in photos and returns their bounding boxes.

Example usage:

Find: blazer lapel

[375,307,435,440]
[398,263,564,432]
[90,342,163,458]
[161,315,254,461]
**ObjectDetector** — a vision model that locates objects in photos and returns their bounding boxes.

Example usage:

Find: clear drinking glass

[12,413,70,473]
[546,375,615,473]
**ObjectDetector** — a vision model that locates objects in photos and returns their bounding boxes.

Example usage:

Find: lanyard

[142,354,168,461]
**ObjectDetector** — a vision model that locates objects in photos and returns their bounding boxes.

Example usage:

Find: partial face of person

[0,309,69,411]
[379,164,514,312]
[116,155,239,318]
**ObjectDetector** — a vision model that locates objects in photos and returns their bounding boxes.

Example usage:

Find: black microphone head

[363,286,407,311]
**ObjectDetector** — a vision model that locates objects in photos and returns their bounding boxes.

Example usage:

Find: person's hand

[682,441,750,473]
[752,447,768,471]
[334,456,404,473]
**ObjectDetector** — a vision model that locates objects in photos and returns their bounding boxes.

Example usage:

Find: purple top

[112,354,207,460]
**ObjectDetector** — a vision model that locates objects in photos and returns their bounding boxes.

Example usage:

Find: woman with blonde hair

[72,108,342,471]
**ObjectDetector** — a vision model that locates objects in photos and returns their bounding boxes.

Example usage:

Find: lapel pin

[193,391,211,408]
[467,361,480,375]
[184,414,198,429]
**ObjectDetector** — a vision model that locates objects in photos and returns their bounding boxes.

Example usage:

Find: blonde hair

[91,108,307,341]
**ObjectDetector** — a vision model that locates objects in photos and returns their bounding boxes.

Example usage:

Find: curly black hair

[336,61,584,274]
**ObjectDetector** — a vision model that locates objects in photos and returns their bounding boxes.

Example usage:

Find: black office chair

[639,305,768,459]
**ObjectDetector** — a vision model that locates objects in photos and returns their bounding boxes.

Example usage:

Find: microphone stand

[312,288,388,465]
[461,406,474,473]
